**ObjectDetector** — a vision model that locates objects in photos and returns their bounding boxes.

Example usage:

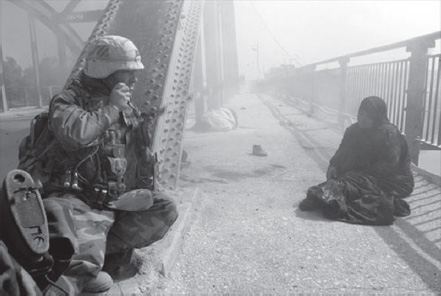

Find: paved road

[151,92,441,294]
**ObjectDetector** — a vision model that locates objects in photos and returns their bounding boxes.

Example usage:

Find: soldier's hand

[109,83,132,111]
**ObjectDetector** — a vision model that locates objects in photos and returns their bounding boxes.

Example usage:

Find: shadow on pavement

[292,207,330,222]
[375,219,441,291]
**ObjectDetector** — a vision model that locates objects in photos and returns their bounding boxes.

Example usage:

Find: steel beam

[60,0,81,15]
[8,0,84,55]
[61,10,104,23]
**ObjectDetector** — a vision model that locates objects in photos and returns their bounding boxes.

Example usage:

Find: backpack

[17,82,83,193]
[18,111,57,193]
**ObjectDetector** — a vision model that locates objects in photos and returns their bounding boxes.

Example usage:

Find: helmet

[84,35,144,79]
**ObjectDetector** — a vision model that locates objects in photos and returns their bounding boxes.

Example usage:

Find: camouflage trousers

[0,240,41,296]
[43,191,178,292]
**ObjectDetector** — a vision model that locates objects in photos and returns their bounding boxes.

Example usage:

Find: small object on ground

[252,144,268,157]
[181,150,188,162]
[180,150,191,169]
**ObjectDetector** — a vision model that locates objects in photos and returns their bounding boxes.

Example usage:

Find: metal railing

[2,85,61,109]
[422,54,441,147]
[264,31,441,165]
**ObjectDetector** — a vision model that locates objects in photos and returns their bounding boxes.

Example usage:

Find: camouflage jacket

[45,73,155,199]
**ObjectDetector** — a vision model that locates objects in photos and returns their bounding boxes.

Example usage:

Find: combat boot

[103,249,140,282]
[82,271,114,293]
[252,144,267,157]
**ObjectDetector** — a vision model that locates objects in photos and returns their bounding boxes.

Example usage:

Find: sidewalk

[149,91,441,294]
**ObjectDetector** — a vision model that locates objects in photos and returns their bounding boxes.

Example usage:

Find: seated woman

[299,96,414,225]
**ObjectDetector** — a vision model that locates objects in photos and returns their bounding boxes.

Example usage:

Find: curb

[412,163,441,186]
[159,201,192,276]
[106,187,200,295]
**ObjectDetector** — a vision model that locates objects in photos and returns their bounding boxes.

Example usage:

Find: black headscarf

[359,96,390,127]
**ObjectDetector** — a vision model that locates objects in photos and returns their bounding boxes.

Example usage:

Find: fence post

[0,46,8,112]
[338,58,350,129]
[405,38,435,165]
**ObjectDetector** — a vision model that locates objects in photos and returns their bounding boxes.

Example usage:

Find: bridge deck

[0,91,440,293]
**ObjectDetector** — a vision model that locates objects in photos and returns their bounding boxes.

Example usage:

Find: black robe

[315,121,414,225]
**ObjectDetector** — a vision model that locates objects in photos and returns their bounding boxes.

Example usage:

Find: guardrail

[2,85,62,109]
[263,31,441,165]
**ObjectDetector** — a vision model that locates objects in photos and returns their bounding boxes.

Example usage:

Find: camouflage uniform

[0,241,41,296]
[41,73,178,291]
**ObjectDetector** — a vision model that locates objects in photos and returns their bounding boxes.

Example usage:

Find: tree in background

[3,57,26,108]
[3,56,66,108]
[38,57,66,102]
[23,56,66,106]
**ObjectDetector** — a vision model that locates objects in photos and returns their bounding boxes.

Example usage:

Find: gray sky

[2,0,440,80]
[234,0,441,79]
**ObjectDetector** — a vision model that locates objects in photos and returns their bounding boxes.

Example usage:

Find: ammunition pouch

[83,183,117,210]
[61,141,128,209]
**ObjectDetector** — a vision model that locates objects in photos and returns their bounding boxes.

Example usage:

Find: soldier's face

[106,70,138,90]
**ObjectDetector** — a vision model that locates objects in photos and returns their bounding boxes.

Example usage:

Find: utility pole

[252,42,260,79]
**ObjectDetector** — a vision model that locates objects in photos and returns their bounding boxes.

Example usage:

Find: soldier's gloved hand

[109,83,132,111]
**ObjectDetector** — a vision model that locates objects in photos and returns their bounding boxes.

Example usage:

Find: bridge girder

[7,0,85,55]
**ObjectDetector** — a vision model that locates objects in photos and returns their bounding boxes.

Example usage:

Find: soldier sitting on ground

[17,35,178,293]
